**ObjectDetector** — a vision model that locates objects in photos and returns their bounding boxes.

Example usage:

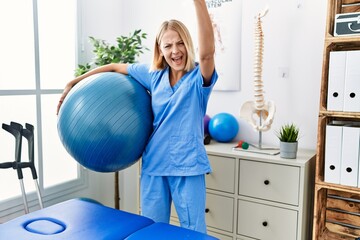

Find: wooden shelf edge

[325,35,360,44]
[315,182,360,194]
[319,110,360,118]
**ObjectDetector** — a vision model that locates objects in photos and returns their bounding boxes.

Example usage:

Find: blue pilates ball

[57,72,153,172]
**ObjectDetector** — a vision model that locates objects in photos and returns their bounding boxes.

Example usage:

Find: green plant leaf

[276,123,299,142]
[74,29,148,76]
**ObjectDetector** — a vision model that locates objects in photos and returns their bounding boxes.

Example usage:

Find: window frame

[0,0,88,218]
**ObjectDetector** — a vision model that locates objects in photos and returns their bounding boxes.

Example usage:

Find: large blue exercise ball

[208,113,239,143]
[57,72,153,172]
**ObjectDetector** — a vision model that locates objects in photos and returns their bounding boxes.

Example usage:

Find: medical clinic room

[1,0,360,239]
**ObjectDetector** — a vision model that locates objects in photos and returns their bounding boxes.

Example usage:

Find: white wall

[79,0,328,212]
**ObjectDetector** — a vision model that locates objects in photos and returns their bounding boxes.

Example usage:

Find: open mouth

[172,56,183,65]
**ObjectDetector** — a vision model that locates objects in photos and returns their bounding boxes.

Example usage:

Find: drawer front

[206,193,234,233]
[207,155,236,193]
[237,200,298,240]
[208,231,233,240]
[239,160,300,205]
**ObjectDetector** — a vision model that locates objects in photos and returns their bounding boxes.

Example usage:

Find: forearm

[57,63,128,114]
[194,0,215,60]
[67,63,128,87]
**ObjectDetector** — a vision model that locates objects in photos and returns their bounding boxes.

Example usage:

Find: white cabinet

[138,142,315,240]
[205,142,315,240]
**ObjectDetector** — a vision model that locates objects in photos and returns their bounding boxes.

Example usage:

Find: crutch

[1,122,28,213]
[1,122,43,213]
[20,123,43,210]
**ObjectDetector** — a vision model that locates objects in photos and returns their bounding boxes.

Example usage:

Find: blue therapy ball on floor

[57,72,153,172]
[209,113,239,143]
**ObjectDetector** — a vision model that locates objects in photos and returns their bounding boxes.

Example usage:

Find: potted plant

[276,123,300,159]
[75,29,148,76]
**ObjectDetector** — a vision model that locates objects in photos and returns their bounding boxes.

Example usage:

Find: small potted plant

[276,123,300,159]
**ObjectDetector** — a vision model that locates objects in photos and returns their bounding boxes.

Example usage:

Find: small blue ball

[208,113,239,142]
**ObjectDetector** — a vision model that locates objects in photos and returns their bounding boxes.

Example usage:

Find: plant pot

[279,141,298,159]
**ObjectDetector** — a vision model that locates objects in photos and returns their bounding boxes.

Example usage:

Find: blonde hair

[151,19,195,72]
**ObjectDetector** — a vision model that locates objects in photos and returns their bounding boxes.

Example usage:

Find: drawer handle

[262,221,268,227]
[205,208,210,213]
[264,180,270,185]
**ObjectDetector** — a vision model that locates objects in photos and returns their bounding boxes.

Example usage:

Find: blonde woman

[57,0,217,233]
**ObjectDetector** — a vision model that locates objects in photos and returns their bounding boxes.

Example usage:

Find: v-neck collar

[165,67,188,93]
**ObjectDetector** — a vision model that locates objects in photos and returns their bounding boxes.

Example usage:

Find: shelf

[313,1,360,239]
[313,186,360,239]
[325,35,360,44]
[315,181,360,194]
[319,110,360,118]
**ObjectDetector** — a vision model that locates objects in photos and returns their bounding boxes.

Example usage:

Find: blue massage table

[0,198,218,240]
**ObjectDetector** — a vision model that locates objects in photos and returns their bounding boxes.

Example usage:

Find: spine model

[254,11,265,110]
[240,7,276,132]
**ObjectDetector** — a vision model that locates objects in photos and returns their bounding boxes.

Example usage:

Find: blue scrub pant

[140,174,207,233]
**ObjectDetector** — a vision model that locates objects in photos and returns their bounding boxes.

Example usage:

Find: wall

[79,0,328,212]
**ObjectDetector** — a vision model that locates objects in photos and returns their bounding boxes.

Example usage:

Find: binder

[340,126,360,187]
[343,50,360,112]
[327,51,346,111]
[324,125,342,184]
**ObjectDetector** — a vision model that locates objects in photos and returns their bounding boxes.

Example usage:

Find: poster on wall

[206,0,242,91]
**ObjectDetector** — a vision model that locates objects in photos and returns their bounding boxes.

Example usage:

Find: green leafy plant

[276,123,300,142]
[75,29,148,77]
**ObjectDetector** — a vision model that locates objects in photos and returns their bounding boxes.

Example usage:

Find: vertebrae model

[240,7,276,132]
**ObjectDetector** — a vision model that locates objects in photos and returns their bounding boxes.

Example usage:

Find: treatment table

[0,198,218,239]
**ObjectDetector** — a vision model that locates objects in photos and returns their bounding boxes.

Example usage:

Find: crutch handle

[0,162,13,169]
[2,123,22,163]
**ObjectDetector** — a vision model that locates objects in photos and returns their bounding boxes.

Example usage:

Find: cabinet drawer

[239,160,300,205]
[207,155,236,193]
[206,193,234,233]
[208,231,233,240]
[237,200,298,240]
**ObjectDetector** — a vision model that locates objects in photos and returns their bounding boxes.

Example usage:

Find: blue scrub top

[127,63,218,176]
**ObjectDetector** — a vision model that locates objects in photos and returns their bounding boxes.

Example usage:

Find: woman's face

[159,29,187,72]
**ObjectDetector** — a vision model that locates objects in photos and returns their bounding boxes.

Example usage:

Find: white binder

[327,51,346,111]
[343,50,360,112]
[340,126,360,187]
[324,125,342,184]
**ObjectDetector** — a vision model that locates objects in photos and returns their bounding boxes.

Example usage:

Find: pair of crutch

[0,122,43,214]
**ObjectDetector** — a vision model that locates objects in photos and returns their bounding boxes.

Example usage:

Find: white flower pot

[280,141,298,159]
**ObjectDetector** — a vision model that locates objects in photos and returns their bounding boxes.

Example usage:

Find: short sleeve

[127,63,152,90]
